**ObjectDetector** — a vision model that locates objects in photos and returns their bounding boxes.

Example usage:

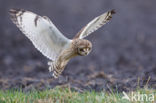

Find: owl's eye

[79,48,84,52]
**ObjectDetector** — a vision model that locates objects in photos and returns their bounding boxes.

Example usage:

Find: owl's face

[74,39,92,56]
[78,46,91,56]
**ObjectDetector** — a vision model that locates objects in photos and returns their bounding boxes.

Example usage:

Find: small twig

[145,76,151,88]
[137,77,140,89]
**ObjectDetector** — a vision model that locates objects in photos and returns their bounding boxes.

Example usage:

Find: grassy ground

[0,86,155,103]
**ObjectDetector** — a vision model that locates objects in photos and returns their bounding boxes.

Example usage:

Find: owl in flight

[9,9,115,78]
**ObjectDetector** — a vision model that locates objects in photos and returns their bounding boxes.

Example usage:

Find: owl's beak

[84,48,90,55]
[85,52,88,55]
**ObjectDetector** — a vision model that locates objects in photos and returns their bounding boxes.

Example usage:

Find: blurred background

[0,0,156,91]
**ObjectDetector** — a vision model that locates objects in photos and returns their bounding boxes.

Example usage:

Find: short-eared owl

[9,9,115,78]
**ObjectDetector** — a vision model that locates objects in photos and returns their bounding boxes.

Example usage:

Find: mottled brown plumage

[48,39,92,78]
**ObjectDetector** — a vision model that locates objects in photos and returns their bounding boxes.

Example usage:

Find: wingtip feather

[9,8,26,25]
[110,9,116,14]
[9,8,25,17]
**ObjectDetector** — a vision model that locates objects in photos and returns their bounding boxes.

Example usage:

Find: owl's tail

[48,61,62,78]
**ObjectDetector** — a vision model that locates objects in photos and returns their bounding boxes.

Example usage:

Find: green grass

[0,86,155,103]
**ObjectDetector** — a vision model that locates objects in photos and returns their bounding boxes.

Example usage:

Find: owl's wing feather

[74,10,115,39]
[9,9,71,61]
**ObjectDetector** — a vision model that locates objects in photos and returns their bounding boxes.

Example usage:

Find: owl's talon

[53,72,58,78]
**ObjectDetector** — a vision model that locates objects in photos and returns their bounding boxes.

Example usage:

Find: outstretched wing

[9,9,71,61]
[74,10,115,39]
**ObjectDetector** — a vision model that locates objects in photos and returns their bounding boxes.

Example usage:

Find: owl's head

[73,39,92,56]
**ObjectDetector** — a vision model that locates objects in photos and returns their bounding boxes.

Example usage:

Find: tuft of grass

[0,86,155,103]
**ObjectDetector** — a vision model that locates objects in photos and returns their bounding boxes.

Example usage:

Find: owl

[9,9,115,78]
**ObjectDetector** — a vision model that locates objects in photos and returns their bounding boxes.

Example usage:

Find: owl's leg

[53,67,63,78]
[48,61,62,78]
[48,61,58,78]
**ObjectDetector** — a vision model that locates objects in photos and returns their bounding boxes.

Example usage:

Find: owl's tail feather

[48,61,62,78]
